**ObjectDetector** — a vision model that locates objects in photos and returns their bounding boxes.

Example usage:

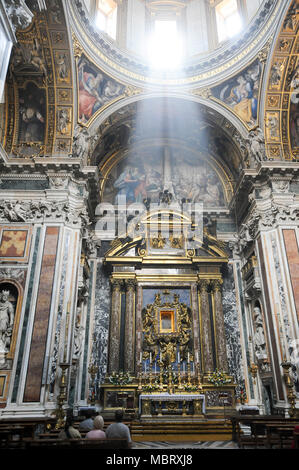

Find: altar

[139,393,205,417]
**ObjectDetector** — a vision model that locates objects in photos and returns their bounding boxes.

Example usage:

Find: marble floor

[133,440,238,449]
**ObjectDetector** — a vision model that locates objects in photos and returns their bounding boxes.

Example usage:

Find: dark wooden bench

[234,416,299,449]
[25,438,129,449]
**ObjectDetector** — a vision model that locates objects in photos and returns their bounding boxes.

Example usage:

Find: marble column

[108,279,123,373]
[124,279,136,373]
[197,279,214,373]
[211,279,228,372]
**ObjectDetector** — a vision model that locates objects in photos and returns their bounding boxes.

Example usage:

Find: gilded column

[124,279,136,373]
[211,279,228,372]
[108,279,123,373]
[197,279,214,373]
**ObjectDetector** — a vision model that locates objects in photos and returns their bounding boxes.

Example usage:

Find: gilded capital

[124,278,137,291]
[197,279,210,293]
[110,279,123,291]
[210,279,223,293]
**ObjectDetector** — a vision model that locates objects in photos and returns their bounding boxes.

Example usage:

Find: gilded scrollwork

[142,292,193,368]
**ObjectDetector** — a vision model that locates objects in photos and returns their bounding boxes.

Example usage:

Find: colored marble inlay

[0,230,27,257]
[11,228,41,403]
[0,376,5,396]
[283,229,299,320]
[23,227,59,402]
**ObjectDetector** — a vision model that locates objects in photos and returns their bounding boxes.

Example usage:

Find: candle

[178,352,180,363]
[196,351,199,363]
[155,363,157,374]
[140,352,142,363]
[150,352,152,363]
[188,352,190,363]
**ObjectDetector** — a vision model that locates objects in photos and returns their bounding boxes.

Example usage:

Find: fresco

[211,59,262,126]
[78,55,125,124]
[102,146,226,207]
[18,82,46,143]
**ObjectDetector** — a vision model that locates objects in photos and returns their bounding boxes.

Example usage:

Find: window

[96,0,117,40]
[215,0,242,43]
[147,19,183,69]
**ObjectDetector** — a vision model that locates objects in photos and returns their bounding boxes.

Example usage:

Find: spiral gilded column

[124,278,137,373]
[108,278,123,373]
[197,279,214,373]
[211,279,228,372]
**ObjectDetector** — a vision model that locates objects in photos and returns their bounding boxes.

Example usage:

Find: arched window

[215,0,243,43]
[96,0,118,39]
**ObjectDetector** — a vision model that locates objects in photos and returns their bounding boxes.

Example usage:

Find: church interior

[0,0,299,450]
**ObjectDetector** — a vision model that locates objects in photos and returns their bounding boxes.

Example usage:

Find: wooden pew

[25,438,129,449]
[234,415,299,449]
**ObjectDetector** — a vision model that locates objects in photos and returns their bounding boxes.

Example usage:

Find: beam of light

[147,20,183,70]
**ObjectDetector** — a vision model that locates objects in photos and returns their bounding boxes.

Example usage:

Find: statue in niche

[73,312,85,360]
[253,306,267,361]
[0,290,15,354]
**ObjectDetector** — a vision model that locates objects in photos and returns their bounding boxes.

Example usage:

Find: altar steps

[130,419,233,442]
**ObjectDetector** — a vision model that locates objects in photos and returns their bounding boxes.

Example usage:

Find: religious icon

[160,310,174,333]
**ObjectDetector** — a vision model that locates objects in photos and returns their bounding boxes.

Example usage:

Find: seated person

[85,415,106,439]
[79,408,94,432]
[58,417,81,440]
[105,410,132,448]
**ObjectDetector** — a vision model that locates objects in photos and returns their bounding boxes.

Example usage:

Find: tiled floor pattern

[133,440,238,449]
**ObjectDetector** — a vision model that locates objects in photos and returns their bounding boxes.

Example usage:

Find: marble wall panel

[283,229,299,321]
[222,263,246,396]
[48,230,71,398]
[23,226,59,402]
[91,260,110,392]
[11,228,41,402]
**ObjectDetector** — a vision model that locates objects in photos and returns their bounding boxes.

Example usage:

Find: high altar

[99,207,235,419]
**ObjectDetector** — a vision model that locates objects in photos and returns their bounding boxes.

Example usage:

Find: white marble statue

[253,306,267,361]
[0,290,15,353]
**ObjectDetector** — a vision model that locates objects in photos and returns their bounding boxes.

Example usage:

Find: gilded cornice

[264,0,299,161]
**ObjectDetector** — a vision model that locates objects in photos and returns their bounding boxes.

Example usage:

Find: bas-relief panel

[211,59,262,127]
[222,263,245,396]
[103,147,226,208]
[78,55,125,125]
[93,261,110,387]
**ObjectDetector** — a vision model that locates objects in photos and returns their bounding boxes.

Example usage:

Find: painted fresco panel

[211,59,262,126]
[78,55,125,124]
[103,147,226,208]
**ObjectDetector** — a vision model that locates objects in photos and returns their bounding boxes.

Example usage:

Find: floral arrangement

[207,369,232,387]
[184,384,199,393]
[142,382,160,392]
[238,386,247,404]
[108,371,133,386]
